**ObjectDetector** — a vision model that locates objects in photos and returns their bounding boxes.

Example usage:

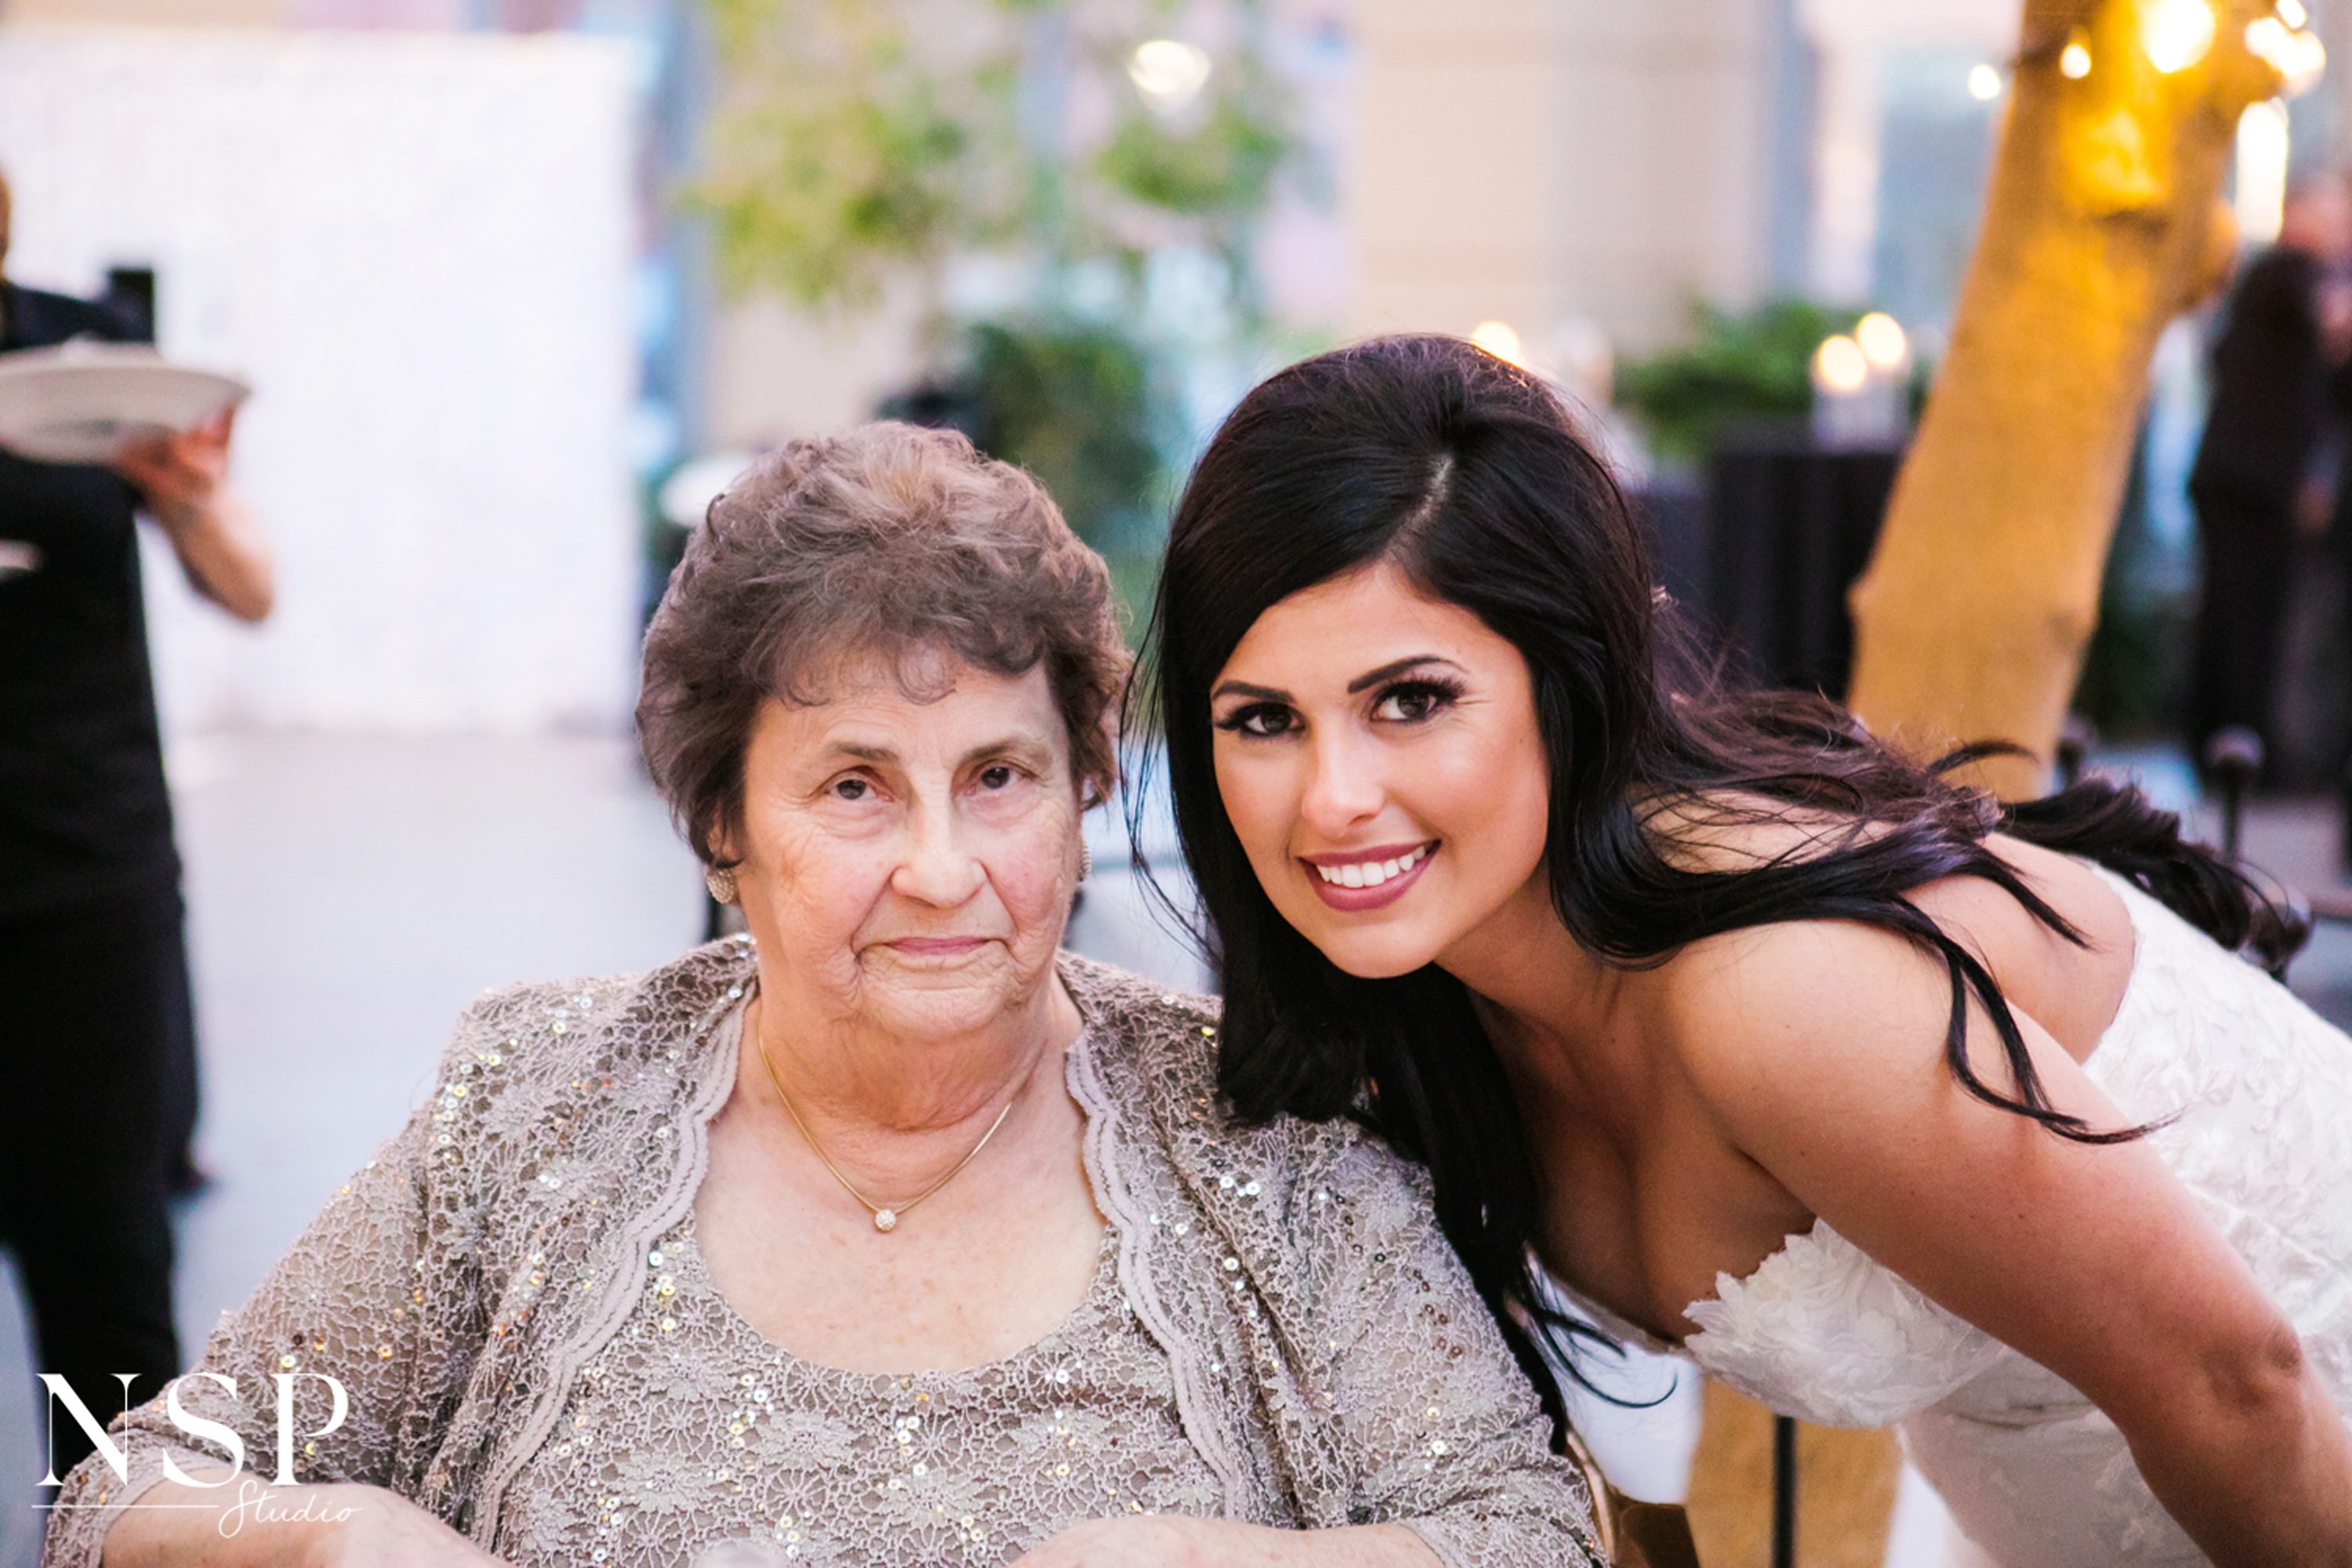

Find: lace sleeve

[43,1036,481,1568]
[1311,1140,1606,1568]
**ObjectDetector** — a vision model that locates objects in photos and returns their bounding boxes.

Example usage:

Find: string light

[1855,314,1909,371]
[1128,40,1212,112]
[1469,321,1526,366]
[2060,37,2093,78]
[1814,336,1869,394]
[2277,0,2308,29]
[2139,0,2217,74]
[1969,63,2005,101]
[2246,16,2327,96]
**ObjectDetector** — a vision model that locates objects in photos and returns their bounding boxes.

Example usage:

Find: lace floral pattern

[1678,866,2352,1566]
[500,1207,1224,1567]
[43,946,1603,1568]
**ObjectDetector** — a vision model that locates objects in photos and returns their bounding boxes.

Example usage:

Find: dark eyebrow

[1210,679,1290,704]
[1346,655,1462,694]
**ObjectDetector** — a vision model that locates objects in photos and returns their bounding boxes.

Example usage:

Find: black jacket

[0,280,180,918]
[2192,245,2336,512]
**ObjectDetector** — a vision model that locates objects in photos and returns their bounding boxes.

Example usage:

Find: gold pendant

[873,1209,898,1232]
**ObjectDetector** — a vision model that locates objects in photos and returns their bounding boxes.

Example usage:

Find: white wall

[0,27,642,732]
[1345,0,1784,357]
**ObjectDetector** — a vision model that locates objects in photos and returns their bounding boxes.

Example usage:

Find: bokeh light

[1814,334,1869,393]
[2139,0,2216,75]
[1856,312,1909,370]
[1127,39,1213,113]
[1469,320,1526,366]
[2245,16,2328,97]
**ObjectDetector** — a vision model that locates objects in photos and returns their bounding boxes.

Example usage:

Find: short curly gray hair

[637,423,1127,869]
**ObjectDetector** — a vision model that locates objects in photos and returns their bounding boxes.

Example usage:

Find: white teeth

[1312,844,1432,888]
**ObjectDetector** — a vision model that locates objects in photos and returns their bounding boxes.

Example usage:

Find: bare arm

[115,408,274,622]
[47,1037,486,1568]
[1668,918,2352,1568]
[100,1479,509,1568]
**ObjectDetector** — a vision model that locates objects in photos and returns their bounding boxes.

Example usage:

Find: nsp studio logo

[38,1372,365,1537]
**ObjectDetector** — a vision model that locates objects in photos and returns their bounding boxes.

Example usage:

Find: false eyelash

[1214,703,1292,735]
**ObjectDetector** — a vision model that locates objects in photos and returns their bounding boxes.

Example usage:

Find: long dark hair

[1130,334,2285,1446]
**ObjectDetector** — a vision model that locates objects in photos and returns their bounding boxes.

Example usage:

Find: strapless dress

[1560,865,2352,1566]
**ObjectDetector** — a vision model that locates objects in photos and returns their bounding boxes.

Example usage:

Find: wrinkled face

[1210,561,1551,979]
[725,652,1084,1044]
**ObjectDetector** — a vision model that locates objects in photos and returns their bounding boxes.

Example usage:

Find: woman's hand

[98,1479,516,1568]
[1008,1516,1204,1568]
[112,407,274,622]
[302,1484,516,1568]
[115,410,233,532]
[1009,1517,1438,1568]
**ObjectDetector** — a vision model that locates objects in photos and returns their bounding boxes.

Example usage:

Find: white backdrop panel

[0,27,641,732]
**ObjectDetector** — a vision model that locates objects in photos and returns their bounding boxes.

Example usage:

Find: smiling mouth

[1308,843,1432,890]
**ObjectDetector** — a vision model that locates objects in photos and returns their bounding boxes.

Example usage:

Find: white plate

[0,340,250,465]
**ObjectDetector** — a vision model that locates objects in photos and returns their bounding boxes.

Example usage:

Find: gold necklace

[754,1022,1016,1233]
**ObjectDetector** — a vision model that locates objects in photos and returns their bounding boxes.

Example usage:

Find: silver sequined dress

[503,1205,1222,1566]
[44,947,1603,1568]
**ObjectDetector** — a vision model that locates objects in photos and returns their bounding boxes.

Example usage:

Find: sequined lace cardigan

[45,944,1603,1568]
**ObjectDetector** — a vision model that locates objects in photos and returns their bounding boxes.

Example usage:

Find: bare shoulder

[1648,916,1953,1116]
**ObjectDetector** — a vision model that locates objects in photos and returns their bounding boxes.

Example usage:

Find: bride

[1135,333,2352,1566]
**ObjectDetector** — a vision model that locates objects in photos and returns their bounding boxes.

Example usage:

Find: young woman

[1136,334,2352,1567]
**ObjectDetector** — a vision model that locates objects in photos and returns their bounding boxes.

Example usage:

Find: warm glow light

[2060,38,2093,78]
[1855,313,1909,370]
[2246,16,2327,96]
[1128,40,1213,111]
[2277,0,2309,29]
[1969,63,2005,100]
[2140,0,2216,74]
[2237,99,2292,244]
[1469,321,1526,365]
[1814,335,1869,393]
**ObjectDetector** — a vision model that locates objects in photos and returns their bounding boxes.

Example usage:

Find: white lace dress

[1573,866,2352,1566]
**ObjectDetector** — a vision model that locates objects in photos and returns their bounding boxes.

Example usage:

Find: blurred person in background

[0,166,274,1488]
[47,425,1602,1568]
[2187,176,2352,771]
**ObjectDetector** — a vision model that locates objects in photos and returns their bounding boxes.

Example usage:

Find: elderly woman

[49,424,1604,1568]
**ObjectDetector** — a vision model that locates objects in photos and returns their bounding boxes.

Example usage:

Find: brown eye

[1373,681,1460,723]
[1218,704,1295,738]
[833,777,869,801]
[979,764,1014,789]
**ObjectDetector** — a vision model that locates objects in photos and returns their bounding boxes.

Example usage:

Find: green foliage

[1095,96,1286,219]
[1613,300,1865,463]
[873,314,1173,636]
[691,0,1024,307]
[960,318,1165,555]
[690,0,1300,316]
